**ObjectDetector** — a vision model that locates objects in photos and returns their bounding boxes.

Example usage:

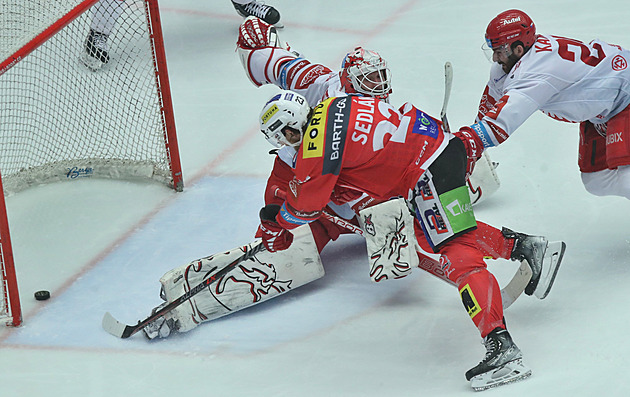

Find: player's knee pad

[160,225,324,333]
[358,197,418,282]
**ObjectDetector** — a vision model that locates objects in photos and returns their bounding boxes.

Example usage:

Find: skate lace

[481,337,500,361]
[244,1,271,18]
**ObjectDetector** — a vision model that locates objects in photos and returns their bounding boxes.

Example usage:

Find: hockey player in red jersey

[471,9,630,199]
[238,15,392,253]
[256,90,566,390]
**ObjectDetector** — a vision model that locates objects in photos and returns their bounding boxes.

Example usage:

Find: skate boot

[82,29,110,71]
[232,1,282,26]
[465,328,532,391]
[502,227,548,296]
[142,302,178,340]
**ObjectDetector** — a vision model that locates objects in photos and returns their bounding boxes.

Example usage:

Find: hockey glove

[259,204,293,252]
[237,16,278,50]
[330,186,363,205]
[454,126,484,179]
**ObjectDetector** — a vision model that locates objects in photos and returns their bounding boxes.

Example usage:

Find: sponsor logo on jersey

[302,101,328,159]
[423,204,449,235]
[612,55,628,71]
[296,64,331,90]
[607,131,623,145]
[411,110,439,138]
[322,97,350,175]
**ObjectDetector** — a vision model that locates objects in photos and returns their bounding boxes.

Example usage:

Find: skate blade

[534,241,566,299]
[470,359,532,392]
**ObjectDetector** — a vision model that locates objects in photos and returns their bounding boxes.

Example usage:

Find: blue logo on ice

[66,167,94,179]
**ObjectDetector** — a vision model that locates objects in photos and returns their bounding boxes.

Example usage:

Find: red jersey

[279,96,449,227]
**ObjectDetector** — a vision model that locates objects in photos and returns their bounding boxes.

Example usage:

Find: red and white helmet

[485,9,536,50]
[340,47,392,100]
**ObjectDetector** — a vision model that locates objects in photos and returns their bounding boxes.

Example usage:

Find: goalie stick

[102,242,266,338]
[272,186,530,309]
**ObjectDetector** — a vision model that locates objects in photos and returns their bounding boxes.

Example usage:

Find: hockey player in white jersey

[236,16,392,107]
[471,9,630,199]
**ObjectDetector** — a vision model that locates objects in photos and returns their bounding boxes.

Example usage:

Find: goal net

[0,0,183,326]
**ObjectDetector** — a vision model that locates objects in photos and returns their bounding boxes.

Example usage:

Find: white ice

[2,1,630,396]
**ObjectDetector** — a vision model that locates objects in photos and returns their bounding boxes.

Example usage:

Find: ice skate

[466,328,532,391]
[503,227,548,296]
[142,302,178,340]
[81,29,109,71]
[232,1,282,27]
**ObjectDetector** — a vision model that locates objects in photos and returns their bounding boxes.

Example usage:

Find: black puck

[34,290,50,301]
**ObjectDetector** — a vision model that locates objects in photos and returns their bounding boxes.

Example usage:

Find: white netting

[0,0,179,195]
[0,1,86,62]
[0,0,181,327]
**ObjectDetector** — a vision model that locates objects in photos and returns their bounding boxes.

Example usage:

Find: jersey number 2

[555,36,605,67]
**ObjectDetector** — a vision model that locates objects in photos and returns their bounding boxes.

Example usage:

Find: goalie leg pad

[160,225,324,333]
[358,198,418,282]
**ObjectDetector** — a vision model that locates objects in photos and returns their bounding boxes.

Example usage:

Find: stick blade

[501,260,532,309]
[102,312,135,339]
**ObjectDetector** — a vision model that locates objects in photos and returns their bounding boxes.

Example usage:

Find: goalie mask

[340,47,392,101]
[260,90,311,148]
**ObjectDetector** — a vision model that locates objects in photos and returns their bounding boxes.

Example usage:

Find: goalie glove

[237,16,282,50]
[259,204,294,252]
[454,126,484,179]
[330,186,363,206]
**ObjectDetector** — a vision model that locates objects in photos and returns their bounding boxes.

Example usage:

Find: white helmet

[340,47,392,100]
[259,90,311,148]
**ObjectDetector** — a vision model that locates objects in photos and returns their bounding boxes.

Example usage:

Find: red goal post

[0,0,183,327]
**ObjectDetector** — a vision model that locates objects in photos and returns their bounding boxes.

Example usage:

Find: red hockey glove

[259,204,293,252]
[237,16,276,50]
[454,126,484,179]
[330,186,363,205]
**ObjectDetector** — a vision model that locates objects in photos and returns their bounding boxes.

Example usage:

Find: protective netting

[0,0,178,195]
[0,0,181,326]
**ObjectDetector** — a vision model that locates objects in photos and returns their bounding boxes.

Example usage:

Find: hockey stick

[440,61,453,133]
[102,242,266,338]
[272,186,529,309]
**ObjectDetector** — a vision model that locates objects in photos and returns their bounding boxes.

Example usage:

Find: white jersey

[241,47,346,107]
[473,34,630,148]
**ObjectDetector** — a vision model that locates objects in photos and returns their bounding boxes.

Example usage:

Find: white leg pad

[358,198,418,282]
[160,225,324,332]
